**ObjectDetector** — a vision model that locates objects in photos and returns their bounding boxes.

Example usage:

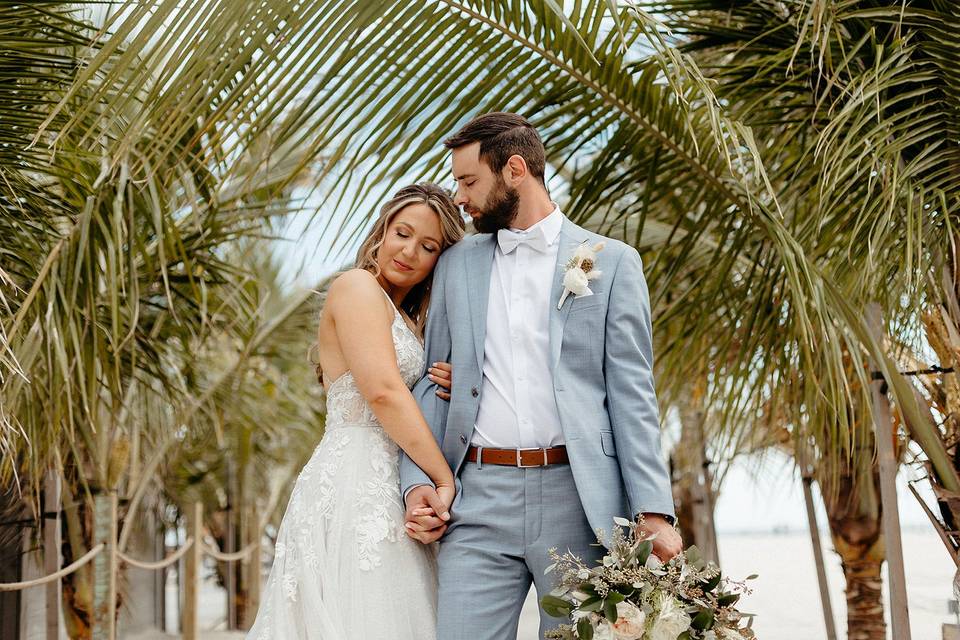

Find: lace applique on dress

[355,427,405,570]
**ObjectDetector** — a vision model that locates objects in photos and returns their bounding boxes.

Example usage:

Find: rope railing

[0,542,104,591]
[201,540,258,562]
[118,537,195,570]
[5,496,262,640]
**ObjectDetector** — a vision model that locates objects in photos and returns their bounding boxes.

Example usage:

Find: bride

[246,182,465,639]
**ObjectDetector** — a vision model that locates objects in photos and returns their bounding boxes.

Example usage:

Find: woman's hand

[428,361,452,400]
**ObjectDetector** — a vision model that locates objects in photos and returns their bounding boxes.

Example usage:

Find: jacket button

[471,387,479,397]
[459,433,467,444]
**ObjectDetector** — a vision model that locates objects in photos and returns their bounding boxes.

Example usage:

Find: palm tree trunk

[61,479,93,640]
[672,388,719,562]
[823,449,887,640]
[831,534,886,640]
[0,482,24,638]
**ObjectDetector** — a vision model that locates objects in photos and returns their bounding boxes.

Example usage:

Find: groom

[400,112,680,639]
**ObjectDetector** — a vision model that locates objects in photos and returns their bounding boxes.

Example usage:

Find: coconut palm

[42,0,933,473]
[18,0,960,637]
[649,0,960,625]
[0,4,326,634]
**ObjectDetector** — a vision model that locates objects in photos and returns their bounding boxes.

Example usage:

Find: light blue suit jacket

[399,216,675,539]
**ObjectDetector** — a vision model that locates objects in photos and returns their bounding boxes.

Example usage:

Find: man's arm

[399,251,453,496]
[603,246,676,521]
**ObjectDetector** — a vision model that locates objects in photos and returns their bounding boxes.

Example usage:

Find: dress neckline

[381,289,423,347]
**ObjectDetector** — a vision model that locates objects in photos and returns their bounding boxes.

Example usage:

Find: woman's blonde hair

[314,182,464,384]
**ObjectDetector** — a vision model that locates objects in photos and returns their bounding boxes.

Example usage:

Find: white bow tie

[497,227,549,254]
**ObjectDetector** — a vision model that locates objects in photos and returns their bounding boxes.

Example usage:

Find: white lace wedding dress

[247,298,438,639]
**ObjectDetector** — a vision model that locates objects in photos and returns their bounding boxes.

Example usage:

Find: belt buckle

[516,448,549,468]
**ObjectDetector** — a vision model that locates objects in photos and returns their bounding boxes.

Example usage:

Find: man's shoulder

[439,232,489,262]
[566,222,635,262]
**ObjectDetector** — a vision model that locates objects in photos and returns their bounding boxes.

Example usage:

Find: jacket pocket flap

[600,430,617,457]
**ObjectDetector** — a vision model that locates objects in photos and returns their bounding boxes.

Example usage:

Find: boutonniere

[557,241,605,309]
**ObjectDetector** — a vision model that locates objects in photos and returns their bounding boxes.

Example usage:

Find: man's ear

[504,154,527,184]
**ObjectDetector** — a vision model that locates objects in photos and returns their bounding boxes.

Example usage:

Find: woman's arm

[326,269,456,502]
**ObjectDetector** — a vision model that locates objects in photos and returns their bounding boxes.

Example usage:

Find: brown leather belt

[466,445,568,467]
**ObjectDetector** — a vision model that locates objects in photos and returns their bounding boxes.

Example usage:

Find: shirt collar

[507,204,563,246]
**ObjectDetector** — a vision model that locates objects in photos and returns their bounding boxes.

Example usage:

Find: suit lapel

[465,234,497,371]
[549,218,589,372]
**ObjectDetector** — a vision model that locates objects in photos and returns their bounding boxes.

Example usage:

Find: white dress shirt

[472,206,565,449]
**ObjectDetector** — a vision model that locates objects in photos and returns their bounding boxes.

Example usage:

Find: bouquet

[541,517,756,640]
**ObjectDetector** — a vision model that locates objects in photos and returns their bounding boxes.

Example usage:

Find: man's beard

[471,178,520,234]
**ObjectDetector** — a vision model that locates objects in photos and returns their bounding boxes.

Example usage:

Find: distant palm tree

[650,2,960,635]
[0,5,325,634]
[159,245,326,627]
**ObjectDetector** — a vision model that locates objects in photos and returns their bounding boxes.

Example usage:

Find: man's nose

[454,188,467,206]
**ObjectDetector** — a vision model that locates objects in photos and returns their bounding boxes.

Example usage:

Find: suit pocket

[569,297,605,313]
[600,430,617,457]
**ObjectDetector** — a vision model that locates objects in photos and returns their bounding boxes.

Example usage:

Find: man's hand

[404,485,450,544]
[639,513,682,561]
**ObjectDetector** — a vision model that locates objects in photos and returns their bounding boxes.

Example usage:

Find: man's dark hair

[444,112,547,188]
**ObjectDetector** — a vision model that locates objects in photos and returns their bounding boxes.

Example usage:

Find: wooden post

[242,503,261,629]
[182,502,202,640]
[155,521,166,631]
[91,492,118,640]
[43,471,62,640]
[801,473,838,640]
[226,460,237,629]
[866,303,912,639]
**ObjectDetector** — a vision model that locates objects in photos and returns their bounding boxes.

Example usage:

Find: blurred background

[2,2,958,639]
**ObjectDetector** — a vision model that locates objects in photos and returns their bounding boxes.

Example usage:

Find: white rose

[592,619,615,640]
[563,267,591,296]
[611,601,647,639]
[649,595,692,640]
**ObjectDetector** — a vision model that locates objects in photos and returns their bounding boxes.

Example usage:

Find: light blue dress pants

[436,459,604,639]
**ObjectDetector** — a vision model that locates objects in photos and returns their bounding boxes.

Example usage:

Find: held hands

[404,484,454,544]
[404,361,454,543]
[639,513,683,561]
[427,361,452,400]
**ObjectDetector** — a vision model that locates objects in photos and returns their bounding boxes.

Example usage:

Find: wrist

[435,476,455,489]
[638,513,674,526]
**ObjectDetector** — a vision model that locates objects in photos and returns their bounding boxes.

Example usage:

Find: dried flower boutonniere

[557,241,605,309]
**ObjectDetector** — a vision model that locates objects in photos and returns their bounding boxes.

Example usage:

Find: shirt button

[459,433,467,444]
[471,387,479,397]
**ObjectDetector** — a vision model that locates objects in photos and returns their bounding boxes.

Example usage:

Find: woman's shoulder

[326,269,389,311]
[330,268,379,290]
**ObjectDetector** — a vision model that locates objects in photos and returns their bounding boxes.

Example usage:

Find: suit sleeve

[399,251,453,496]
[603,246,676,521]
